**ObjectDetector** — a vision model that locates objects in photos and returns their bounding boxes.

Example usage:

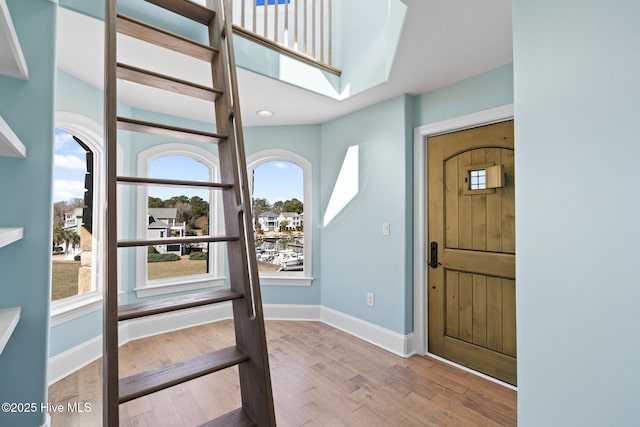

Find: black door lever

[428,241,440,268]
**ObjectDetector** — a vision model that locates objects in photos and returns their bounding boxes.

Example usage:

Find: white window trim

[247,149,313,286]
[135,143,226,298]
[50,112,104,325]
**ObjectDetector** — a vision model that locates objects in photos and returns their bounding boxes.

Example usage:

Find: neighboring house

[62,207,83,258]
[257,211,279,232]
[63,207,83,234]
[257,211,302,231]
[147,208,185,255]
[278,212,302,230]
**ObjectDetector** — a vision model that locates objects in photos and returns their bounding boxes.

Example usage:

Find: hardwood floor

[49,320,517,426]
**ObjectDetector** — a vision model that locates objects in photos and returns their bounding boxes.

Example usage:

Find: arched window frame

[50,112,105,325]
[135,143,225,297]
[247,149,313,286]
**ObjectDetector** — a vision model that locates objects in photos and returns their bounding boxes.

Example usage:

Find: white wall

[513,1,640,425]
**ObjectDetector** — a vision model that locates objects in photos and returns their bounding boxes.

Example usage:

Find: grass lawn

[51,260,81,301]
[52,257,207,301]
[147,256,207,280]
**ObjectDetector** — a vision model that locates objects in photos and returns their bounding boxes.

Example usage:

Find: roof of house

[258,211,278,218]
[148,208,177,219]
[148,220,170,229]
[280,212,300,217]
[65,207,83,217]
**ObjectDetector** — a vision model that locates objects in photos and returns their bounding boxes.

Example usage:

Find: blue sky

[253,161,303,204]
[53,129,303,205]
[53,128,87,202]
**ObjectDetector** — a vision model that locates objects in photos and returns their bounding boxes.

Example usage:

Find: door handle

[428,241,441,268]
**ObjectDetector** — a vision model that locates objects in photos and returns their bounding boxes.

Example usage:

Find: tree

[189,195,209,218]
[283,198,303,214]
[252,198,270,217]
[279,220,289,232]
[167,195,189,207]
[55,228,80,254]
[52,226,65,249]
[272,200,284,214]
[175,201,192,224]
[148,196,165,208]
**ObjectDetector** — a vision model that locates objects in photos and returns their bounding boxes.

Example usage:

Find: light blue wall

[0,1,56,426]
[49,310,102,357]
[56,70,104,125]
[320,95,413,334]
[513,1,640,425]
[414,63,514,126]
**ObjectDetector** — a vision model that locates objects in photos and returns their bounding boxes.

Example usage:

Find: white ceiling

[56,0,513,127]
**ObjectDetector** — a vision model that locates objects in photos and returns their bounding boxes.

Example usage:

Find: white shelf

[0,227,24,248]
[0,307,20,354]
[0,116,26,158]
[0,0,28,80]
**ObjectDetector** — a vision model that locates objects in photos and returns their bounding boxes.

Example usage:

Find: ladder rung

[117,62,222,101]
[117,176,233,190]
[117,14,218,62]
[118,288,243,321]
[117,117,227,144]
[119,346,249,404]
[199,408,257,427]
[118,235,238,248]
[145,0,216,25]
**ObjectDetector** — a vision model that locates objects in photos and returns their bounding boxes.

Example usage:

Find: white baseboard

[48,335,102,385]
[124,302,233,342]
[320,306,415,357]
[48,304,414,384]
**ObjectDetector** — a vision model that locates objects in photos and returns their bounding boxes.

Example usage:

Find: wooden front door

[427,120,516,385]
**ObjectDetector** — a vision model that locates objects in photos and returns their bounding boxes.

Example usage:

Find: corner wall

[513,1,640,424]
[320,95,413,334]
[0,1,56,426]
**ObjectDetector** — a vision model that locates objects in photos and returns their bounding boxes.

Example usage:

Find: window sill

[135,276,226,298]
[259,274,314,286]
[50,292,102,326]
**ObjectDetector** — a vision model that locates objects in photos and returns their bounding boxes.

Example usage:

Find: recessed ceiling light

[256,110,273,118]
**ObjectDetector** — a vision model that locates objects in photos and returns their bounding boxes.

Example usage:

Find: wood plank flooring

[48,320,516,426]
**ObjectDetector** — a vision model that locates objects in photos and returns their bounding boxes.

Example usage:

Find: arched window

[136,143,224,297]
[247,149,313,286]
[50,112,104,324]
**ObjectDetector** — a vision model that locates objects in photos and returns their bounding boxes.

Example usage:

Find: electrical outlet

[382,223,390,236]
[367,292,375,307]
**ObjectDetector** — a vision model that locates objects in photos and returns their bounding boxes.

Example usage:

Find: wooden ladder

[103,0,275,425]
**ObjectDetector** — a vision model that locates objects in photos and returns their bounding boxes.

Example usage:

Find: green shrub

[147,246,159,254]
[147,253,181,263]
[74,254,81,261]
[189,251,207,260]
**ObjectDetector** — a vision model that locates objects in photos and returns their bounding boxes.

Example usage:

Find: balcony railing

[230,0,339,75]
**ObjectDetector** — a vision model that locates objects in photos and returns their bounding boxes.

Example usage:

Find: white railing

[230,0,336,72]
